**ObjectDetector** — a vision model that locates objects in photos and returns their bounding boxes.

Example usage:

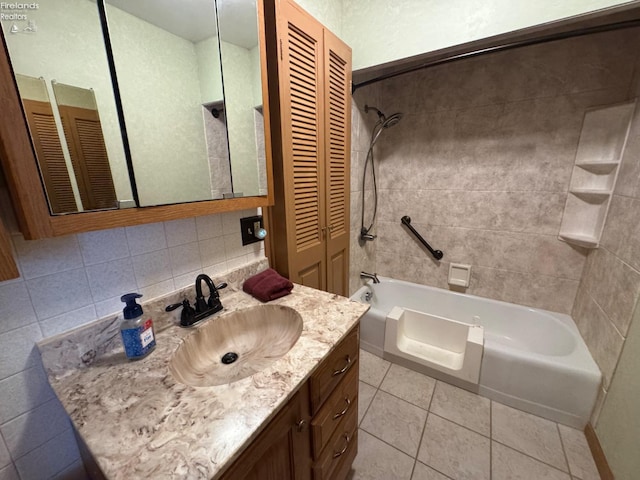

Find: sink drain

[221,352,239,365]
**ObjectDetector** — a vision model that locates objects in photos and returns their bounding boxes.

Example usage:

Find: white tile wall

[14,428,81,480]
[0,209,265,478]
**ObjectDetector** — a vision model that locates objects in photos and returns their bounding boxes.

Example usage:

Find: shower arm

[400,216,444,261]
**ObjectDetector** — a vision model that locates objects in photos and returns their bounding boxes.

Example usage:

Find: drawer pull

[295,419,307,432]
[333,396,352,420]
[332,355,352,376]
[333,433,351,458]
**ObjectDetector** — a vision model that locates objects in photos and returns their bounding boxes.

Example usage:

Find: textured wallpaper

[342,0,636,70]
[221,40,261,197]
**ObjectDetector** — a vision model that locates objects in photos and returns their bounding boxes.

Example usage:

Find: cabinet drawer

[312,402,358,480]
[310,359,358,458]
[309,325,359,414]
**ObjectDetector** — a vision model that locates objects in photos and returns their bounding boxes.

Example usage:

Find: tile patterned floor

[349,350,601,480]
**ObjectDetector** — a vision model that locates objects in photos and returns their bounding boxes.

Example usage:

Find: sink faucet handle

[166,299,197,327]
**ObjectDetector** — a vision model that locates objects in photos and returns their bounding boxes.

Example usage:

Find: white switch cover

[448,263,471,288]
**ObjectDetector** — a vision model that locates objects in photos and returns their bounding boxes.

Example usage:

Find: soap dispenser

[120,293,156,360]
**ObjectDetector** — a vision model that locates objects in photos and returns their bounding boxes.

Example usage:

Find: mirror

[1,1,135,213]
[15,75,82,214]
[1,0,268,213]
[105,0,266,205]
[104,0,233,206]
[217,0,267,197]
[52,81,119,211]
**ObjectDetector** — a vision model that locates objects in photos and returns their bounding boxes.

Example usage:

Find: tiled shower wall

[0,195,263,479]
[350,27,640,314]
[574,84,640,425]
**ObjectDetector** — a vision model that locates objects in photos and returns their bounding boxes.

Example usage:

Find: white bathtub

[351,277,602,428]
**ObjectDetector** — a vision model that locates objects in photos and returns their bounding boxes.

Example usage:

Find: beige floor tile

[492,402,568,471]
[429,381,490,436]
[359,349,391,387]
[492,442,571,480]
[418,414,490,480]
[349,429,415,480]
[380,364,436,410]
[411,461,451,480]
[558,425,600,480]
[360,390,428,456]
[358,381,377,425]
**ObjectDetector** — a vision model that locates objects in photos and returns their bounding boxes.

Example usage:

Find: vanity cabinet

[218,386,312,480]
[266,0,352,297]
[219,324,359,480]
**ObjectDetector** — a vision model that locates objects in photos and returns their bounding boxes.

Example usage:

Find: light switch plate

[240,215,264,246]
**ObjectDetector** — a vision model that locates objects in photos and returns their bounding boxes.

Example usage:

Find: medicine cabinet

[0,0,275,244]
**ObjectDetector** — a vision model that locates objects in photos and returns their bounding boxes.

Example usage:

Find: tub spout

[360,271,380,284]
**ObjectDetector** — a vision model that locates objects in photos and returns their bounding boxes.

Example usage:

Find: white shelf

[575,162,619,174]
[558,233,599,248]
[559,101,635,249]
[569,189,611,203]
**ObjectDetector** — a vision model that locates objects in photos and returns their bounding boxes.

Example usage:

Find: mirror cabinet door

[1,0,135,214]
[103,0,234,207]
[1,0,270,215]
[217,0,267,198]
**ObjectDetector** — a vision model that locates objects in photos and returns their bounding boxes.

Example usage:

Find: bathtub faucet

[360,271,380,284]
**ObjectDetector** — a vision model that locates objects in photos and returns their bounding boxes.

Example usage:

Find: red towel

[243,268,294,302]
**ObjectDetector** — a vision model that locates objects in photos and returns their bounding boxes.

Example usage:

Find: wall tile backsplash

[0,207,264,479]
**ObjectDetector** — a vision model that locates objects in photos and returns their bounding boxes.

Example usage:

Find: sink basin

[169,305,303,387]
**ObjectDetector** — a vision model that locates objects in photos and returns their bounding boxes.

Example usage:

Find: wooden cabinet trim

[0,215,18,281]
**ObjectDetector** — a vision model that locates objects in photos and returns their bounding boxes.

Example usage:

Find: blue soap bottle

[120,293,156,360]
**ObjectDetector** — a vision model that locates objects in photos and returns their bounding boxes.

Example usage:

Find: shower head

[382,112,403,129]
[365,105,402,128]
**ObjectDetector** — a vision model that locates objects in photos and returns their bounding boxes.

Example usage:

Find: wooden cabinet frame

[0,1,277,242]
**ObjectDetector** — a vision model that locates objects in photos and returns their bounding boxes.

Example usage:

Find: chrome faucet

[360,227,377,242]
[360,271,380,284]
[165,274,227,327]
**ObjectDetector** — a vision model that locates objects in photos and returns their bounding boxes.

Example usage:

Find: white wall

[196,36,224,104]
[342,0,638,70]
[295,0,344,42]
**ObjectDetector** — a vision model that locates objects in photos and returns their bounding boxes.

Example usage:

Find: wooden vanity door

[218,387,312,480]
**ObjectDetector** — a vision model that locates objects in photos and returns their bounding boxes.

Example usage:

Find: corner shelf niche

[558,101,636,249]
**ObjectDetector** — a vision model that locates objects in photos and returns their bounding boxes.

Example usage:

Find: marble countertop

[40,279,368,479]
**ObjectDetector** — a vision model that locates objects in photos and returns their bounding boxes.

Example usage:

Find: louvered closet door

[59,105,117,211]
[277,0,326,290]
[323,29,351,297]
[22,99,78,213]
